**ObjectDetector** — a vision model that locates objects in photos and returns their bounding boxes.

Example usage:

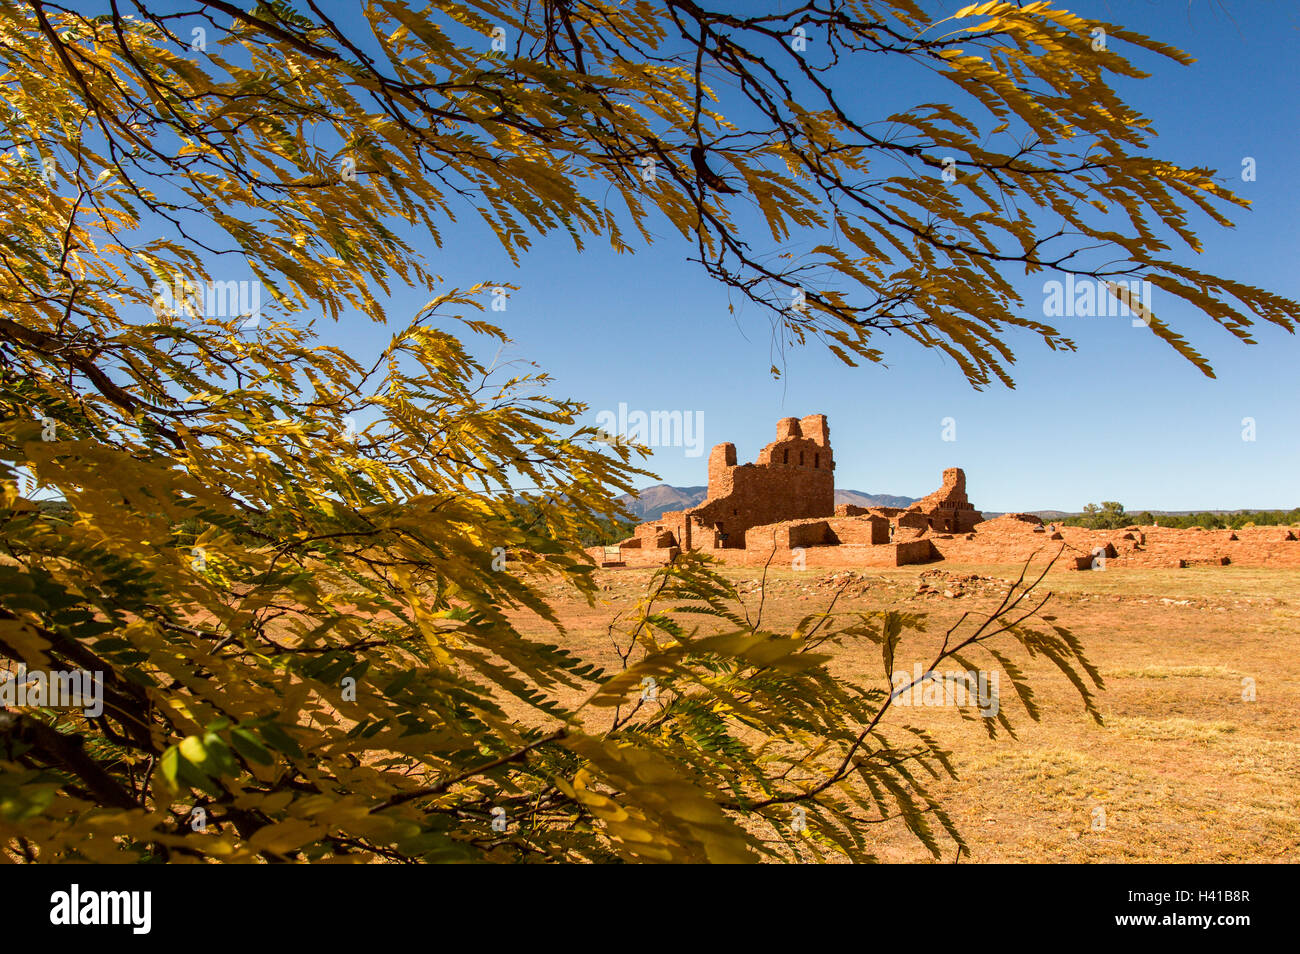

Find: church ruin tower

[667,414,835,549]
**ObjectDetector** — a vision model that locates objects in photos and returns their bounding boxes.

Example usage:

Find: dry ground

[514,561,1300,863]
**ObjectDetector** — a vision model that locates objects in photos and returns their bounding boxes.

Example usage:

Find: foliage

[1072,500,1126,530]
[586,552,1100,861]
[511,499,635,549]
[0,0,1292,862]
[3,1,1295,389]
[1157,509,1299,531]
[1064,505,1300,530]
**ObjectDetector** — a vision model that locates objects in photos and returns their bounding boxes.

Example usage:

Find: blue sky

[377,0,1298,512]
[129,1,1300,512]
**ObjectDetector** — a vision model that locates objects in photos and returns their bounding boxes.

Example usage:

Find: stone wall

[744,514,892,551]
[926,519,1300,569]
[907,467,984,533]
[599,415,996,567]
[720,540,936,568]
[677,414,835,548]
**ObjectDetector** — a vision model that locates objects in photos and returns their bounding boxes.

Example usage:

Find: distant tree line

[576,515,637,548]
[1063,501,1300,530]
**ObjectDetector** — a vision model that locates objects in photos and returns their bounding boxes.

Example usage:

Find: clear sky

[169,1,1300,511]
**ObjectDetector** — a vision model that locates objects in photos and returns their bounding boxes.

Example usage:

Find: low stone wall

[698,540,936,569]
[589,523,1300,571]
[585,545,676,567]
[929,523,1300,569]
[747,514,891,549]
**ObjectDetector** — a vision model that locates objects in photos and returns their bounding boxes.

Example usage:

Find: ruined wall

[926,518,1300,569]
[651,511,690,550]
[746,514,892,551]
[721,539,936,568]
[847,515,892,546]
[604,418,1014,569]
[591,428,1300,571]
[639,526,677,548]
[896,511,929,531]
[593,521,1300,572]
[787,521,836,549]
[908,467,984,533]
[685,414,835,548]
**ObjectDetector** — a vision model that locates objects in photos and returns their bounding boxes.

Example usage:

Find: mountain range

[616,484,918,522]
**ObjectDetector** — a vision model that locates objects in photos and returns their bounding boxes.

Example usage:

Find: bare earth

[514,561,1300,863]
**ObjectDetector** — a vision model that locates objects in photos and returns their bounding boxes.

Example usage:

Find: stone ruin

[905,467,983,534]
[588,413,1300,571]
[596,415,985,568]
[646,414,834,552]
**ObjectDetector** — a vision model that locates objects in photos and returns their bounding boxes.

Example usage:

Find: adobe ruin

[599,415,985,568]
[588,413,1300,571]
[641,414,835,553]
[905,467,983,534]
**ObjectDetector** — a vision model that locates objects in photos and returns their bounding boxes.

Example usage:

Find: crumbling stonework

[587,415,1300,571]
[905,467,984,533]
[593,415,968,568]
[920,516,1300,569]
[645,414,835,552]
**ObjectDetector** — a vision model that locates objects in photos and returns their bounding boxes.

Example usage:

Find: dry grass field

[513,560,1300,863]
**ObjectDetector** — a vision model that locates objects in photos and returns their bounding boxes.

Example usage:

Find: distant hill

[835,489,918,510]
[617,485,708,521]
[618,484,917,522]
